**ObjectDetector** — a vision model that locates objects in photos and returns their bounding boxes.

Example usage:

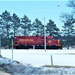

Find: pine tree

[21,15,31,36]
[11,13,20,37]
[1,10,11,38]
[32,18,44,36]
[62,20,74,49]
[46,19,60,39]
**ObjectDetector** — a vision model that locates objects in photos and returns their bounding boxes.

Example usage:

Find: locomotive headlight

[58,40,60,46]
[48,40,51,43]
[58,40,60,43]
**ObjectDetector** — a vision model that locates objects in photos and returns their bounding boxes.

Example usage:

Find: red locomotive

[14,36,62,49]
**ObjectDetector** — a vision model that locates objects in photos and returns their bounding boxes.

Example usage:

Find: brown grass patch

[42,65,75,68]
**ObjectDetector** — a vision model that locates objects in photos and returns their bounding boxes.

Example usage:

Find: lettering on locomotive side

[18,39,34,42]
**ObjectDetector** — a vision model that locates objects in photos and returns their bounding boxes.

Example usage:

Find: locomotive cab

[46,36,62,49]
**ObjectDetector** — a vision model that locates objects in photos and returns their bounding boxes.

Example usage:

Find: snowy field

[1,49,75,67]
[1,56,75,75]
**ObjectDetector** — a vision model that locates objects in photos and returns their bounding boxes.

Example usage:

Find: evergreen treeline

[0,10,61,48]
[60,0,75,49]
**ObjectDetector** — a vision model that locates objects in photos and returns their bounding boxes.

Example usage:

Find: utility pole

[44,17,46,51]
[12,39,13,60]
[0,36,1,55]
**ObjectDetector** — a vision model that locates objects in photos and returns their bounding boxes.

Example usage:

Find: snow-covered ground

[0,49,75,67]
[1,55,75,75]
[0,49,75,75]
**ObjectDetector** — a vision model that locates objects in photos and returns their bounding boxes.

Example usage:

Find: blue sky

[0,0,73,30]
